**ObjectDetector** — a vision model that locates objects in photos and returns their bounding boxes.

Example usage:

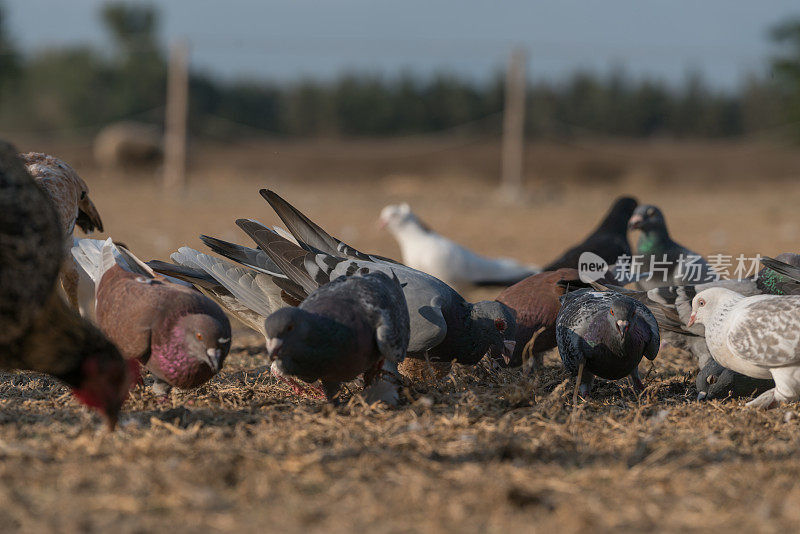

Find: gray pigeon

[264,270,410,403]
[696,359,774,401]
[203,189,517,367]
[556,289,660,397]
[628,204,717,290]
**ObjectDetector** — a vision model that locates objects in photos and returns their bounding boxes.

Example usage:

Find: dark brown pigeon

[0,140,133,429]
[495,268,583,371]
[72,238,232,395]
[264,270,410,403]
[543,196,637,271]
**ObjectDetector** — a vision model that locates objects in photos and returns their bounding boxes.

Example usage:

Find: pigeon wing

[726,296,800,366]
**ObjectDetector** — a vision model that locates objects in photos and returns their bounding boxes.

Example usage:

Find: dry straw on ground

[2,331,800,533]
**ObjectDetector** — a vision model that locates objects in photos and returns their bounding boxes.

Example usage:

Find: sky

[5,0,800,89]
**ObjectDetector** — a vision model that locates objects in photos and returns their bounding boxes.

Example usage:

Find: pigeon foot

[746,388,778,409]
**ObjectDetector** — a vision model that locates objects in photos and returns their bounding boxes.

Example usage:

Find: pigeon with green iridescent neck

[756,254,800,295]
[628,204,716,290]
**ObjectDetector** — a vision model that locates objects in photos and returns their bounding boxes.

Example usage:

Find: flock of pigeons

[4,138,800,431]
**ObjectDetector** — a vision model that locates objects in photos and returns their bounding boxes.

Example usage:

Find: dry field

[2,137,800,533]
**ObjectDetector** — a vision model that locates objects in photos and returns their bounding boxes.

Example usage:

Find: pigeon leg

[521,326,546,376]
[746,388,777,409]
[572,361,590,405]
[629,367,645,393]
[363,358,385,387]
[578,368,594,399]
[748,367,800,409]
[321,380,342,404]
[285,377,325,399]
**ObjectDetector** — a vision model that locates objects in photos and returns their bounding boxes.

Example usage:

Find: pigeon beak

[377,217,388,230]
[205,348,224,372]
[687,312,696,328]
[265,337,283,359]
[616,320,629,337]
[502,340,516,364]
[628,215,644,230]
[697,391,708,401]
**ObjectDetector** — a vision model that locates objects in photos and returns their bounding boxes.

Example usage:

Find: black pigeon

[555,289,659,397]
[202,190,517,367]
[628,204,716,290]
[264,270,410,403]
[543,196,637,271]
[696,359,774,401]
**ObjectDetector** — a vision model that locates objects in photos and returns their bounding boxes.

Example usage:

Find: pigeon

[555,289,660,397]
[0,141,133,429]
[378,203,540,289]
[21,152,104,311]
[495,268,583,371]
[757,254,800,295]
[696,359,774,401]
[688,287,800,409]
[543,196,637,271]
[202,189,517,368]
[264,270,410,403]
[628,204,716,290]
[72,238,232,395]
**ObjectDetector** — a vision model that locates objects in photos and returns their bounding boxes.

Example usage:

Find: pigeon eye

[707,375,717,385]
[494,319,506,332]
[196,333,204,341]
[80,191,86,200]
[698,299,706,307]
[286,324,294,333]
[610,309,614,316]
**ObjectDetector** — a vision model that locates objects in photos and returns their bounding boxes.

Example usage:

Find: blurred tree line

[0,2,798,141]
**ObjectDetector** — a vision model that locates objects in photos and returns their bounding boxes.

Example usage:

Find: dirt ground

[2,137,800,533]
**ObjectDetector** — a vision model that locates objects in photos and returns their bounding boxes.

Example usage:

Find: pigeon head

[628,205,665,232]
[69,332,138,431]
[472,301,517,364]
[687,287,742,328]
[608,298,636,340]
[696,360,734,401]
[263,307,314,361]
[378,203,429,234]
[175,313,231,373]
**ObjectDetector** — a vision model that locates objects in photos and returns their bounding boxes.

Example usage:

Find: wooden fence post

[500,48,527,197]
[164,40,189,192]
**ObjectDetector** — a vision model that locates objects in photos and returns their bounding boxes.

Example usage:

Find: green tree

[100,2,166,119]
[0,1,21,106]
[770,18,800,139]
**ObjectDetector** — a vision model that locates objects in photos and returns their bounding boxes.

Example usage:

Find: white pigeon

[378,203,540,290]
[688,287,800,409]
